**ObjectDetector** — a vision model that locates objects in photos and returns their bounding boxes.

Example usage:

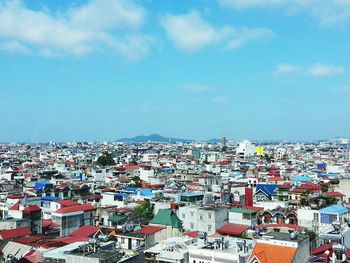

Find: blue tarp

[123,187,137,192]
[291,175,312,182]
[41,196,60,201]
[35,182,51,191]
[137,188,153,197]
[114,193,129,197]
[317,163,326,169]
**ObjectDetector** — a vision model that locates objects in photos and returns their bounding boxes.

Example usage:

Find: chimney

[245,188,253,207]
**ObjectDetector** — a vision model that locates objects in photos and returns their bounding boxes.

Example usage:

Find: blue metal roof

[320,205,348,215]
[35,182,52,191]
[180,192,204,197]
[291,175,312,182]
[136,188,153,197]
[123,187,137,192]
[256,184,278,196]
[114,193,128,197]
[41,196,60,201]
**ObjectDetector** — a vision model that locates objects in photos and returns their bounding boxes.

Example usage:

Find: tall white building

[236,140,256,159]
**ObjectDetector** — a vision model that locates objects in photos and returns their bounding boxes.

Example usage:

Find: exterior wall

[178,206,199,232]
[139,169,154,182]
[178,206,228,235]
[229,212,257,226]
[0,219,30,230]
[189,248,240,263]
[293,237,310,263]
[101,193,125,207]
[116,235,144,250]
[83,210,96,226]
[297,208,319,230]
[52,212,84,237]
[198,208,228,235]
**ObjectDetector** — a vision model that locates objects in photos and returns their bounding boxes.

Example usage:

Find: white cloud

[0,0,152,59]
[226,27,274,49]
[213,95,230,104]
[309,63,344,76]
[160,11,273,52]
[275,63,301,75]
[160,11,227,52]
[0,40,31,54]
[183,84,212,93]
[275,63,345,77]
[219,0,350,27]
[219,0,285,9]
[333,86,350,94]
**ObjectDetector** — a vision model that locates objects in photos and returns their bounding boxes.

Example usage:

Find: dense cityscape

[1,0,350,262]
[0,137,349,262]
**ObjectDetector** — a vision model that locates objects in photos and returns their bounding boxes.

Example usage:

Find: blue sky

[1,0,350,142]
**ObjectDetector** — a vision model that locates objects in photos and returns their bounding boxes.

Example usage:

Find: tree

[133,199,155,220]
[96,152,115,166]
[321,185,328,193]
[128,176,142,188]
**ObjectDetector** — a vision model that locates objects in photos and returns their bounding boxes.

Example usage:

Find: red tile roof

[23,205,41,214]
[217,224,249,236]
[135,226,164,235]
[268,177,284,182]
[16,235,52,245]
[312,243,333,255]
[243,206,264,212]
[42,219,59,228]
[55,200,80,207]
[0,227,32,240]
[10,201,20,210]
[69,226,100,238]
[279,182,293,189]
[7,194,35,199]
[55,204,96,214]
[184,231,199,238]
[325,191,345,197]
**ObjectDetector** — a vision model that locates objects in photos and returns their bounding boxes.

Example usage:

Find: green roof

[150,209,182,229]
[108,215,127,223]
[229,207,256,214]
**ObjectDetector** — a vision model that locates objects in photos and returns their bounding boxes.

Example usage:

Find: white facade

[178,206,228,235]
[236,140,256,158]
[139,169,155,182]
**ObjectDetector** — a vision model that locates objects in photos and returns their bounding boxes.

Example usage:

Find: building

[52,204,97,237]
[248,231,310,263]
[149,209,183,239]
[228,207,258,226]
[178,205,228,235]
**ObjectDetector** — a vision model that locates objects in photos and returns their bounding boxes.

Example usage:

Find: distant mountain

[116,134,193,143]
[206,138,221,143]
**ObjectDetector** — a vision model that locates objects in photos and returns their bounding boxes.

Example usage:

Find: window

[208,213,212,219]
[200,215,203,220]
[313,213,319,223]
[208,225,212,232]
[182,213,185,219]
[190,223,194,229]
[320,214,337,224]
[121,237,125,244]
[190,211,194,216]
